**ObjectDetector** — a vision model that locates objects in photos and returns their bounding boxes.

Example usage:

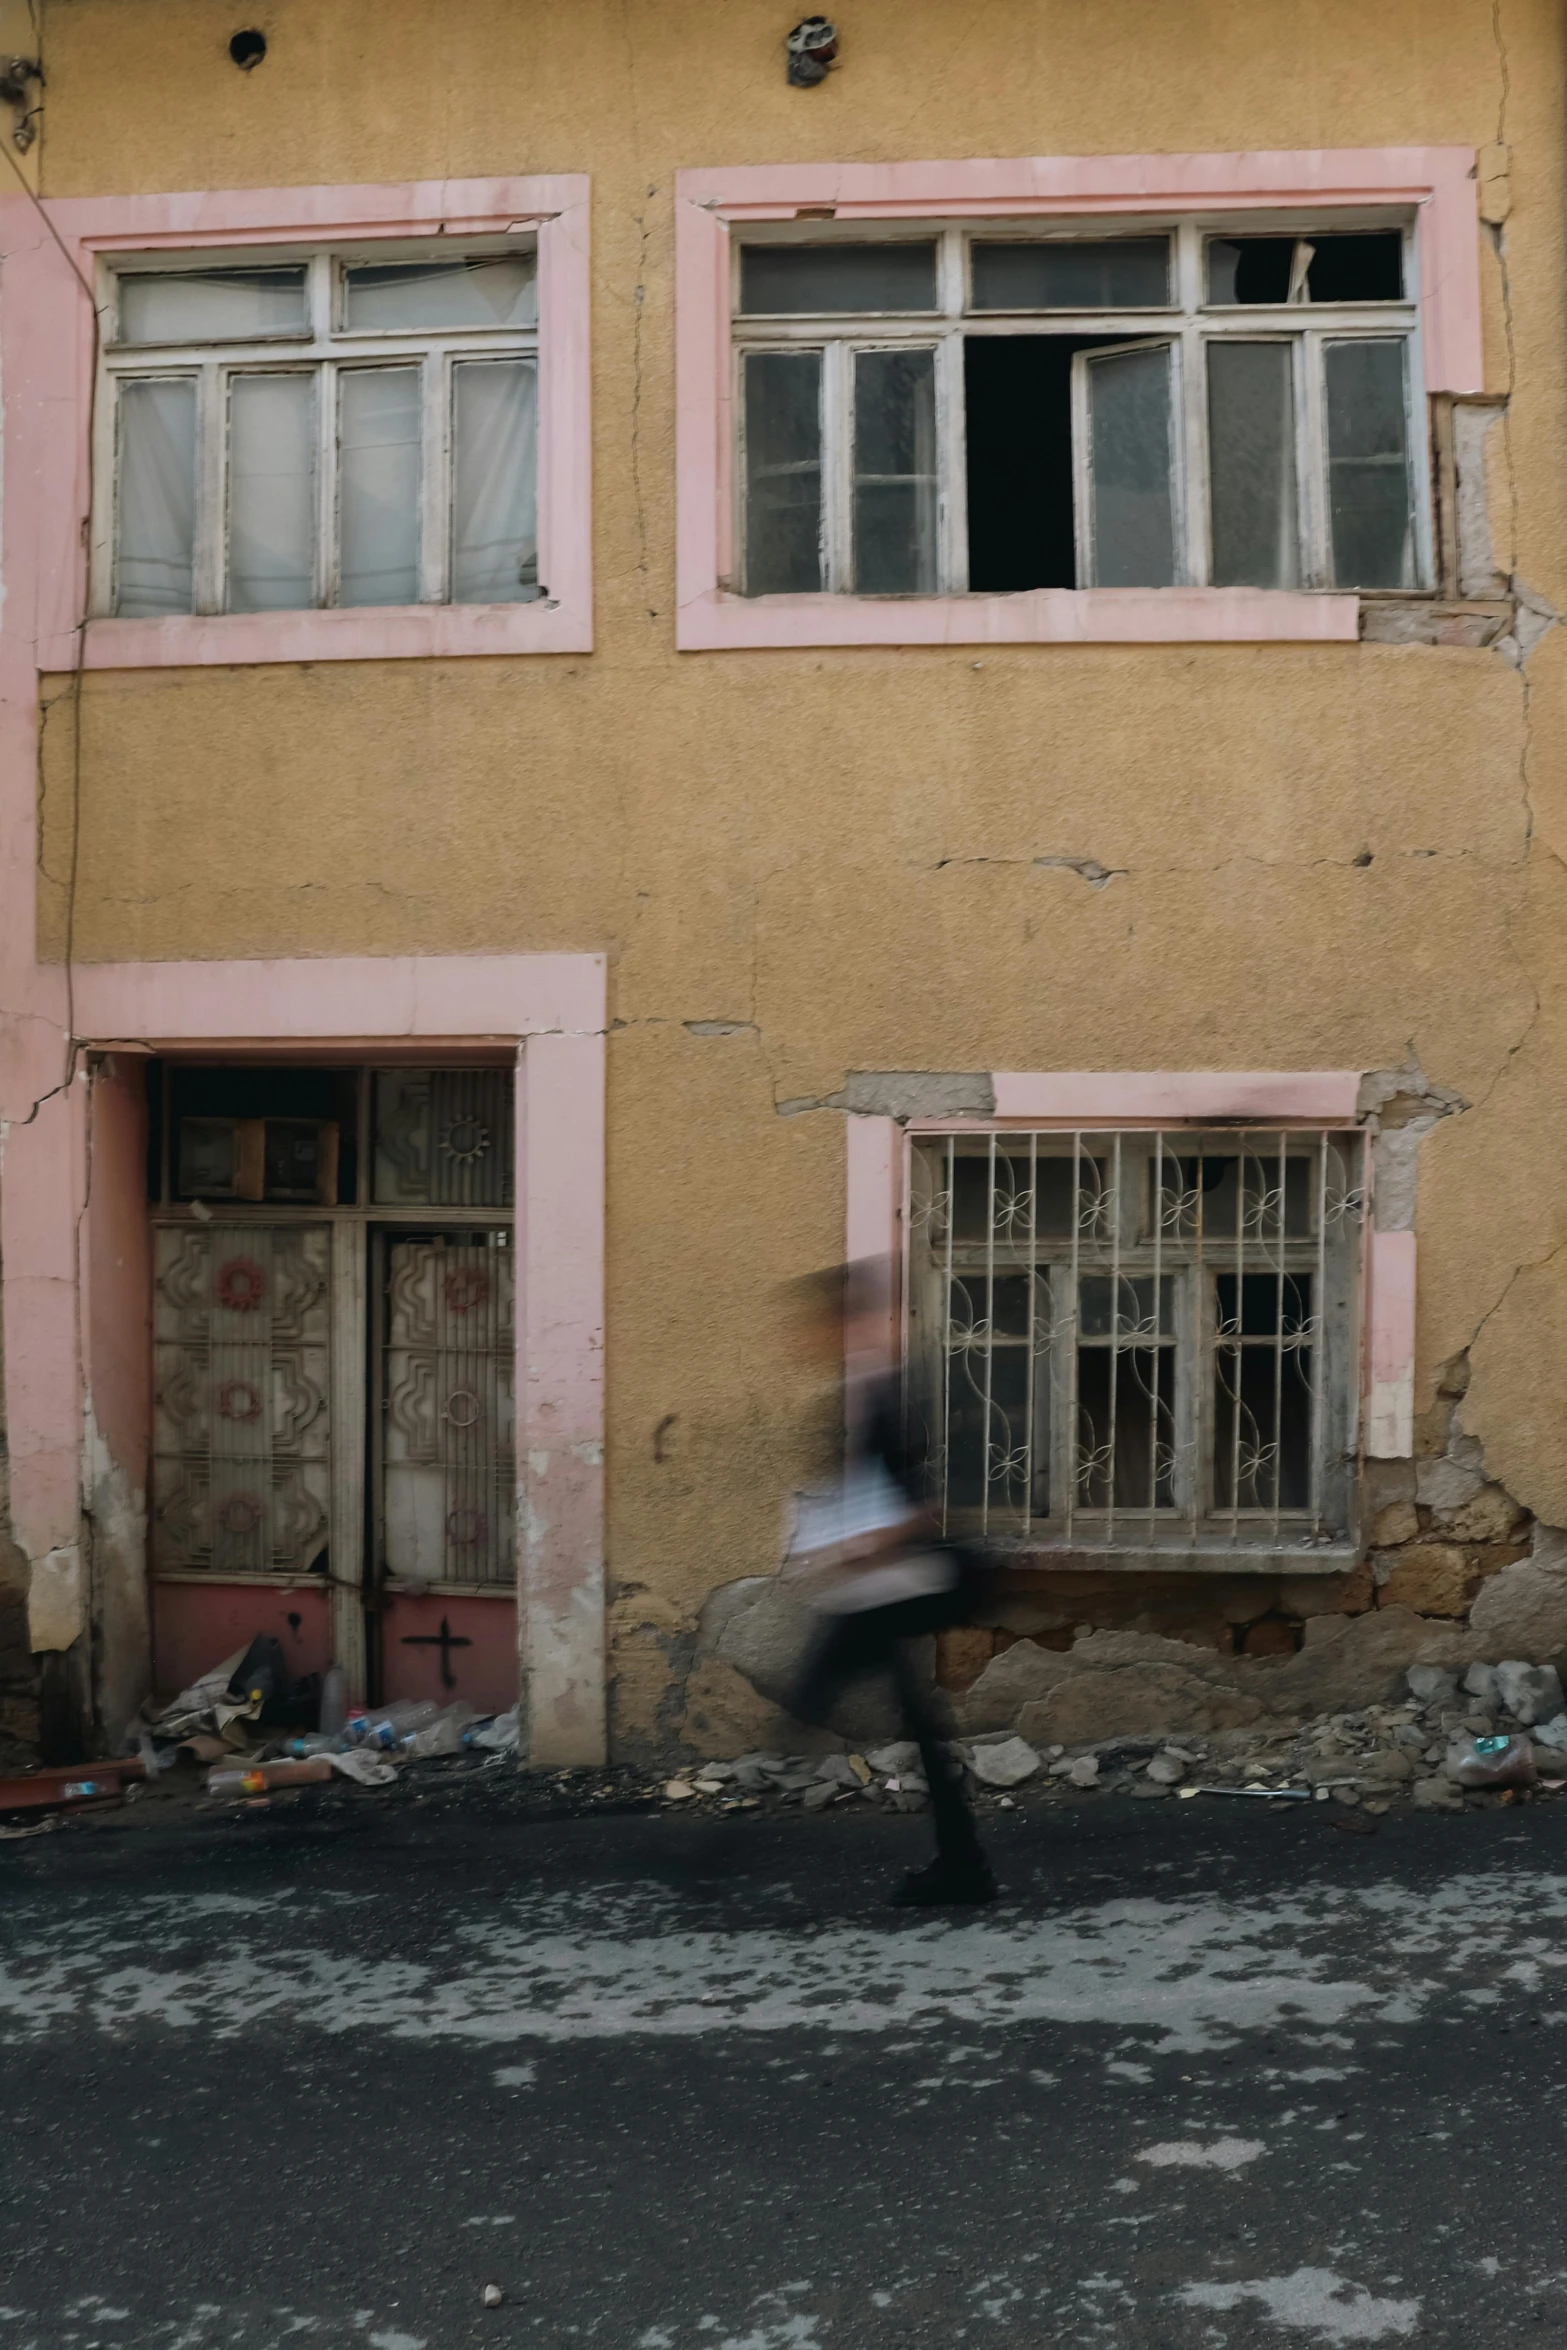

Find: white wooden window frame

[733,214,1428,598]
[93,239,540,617]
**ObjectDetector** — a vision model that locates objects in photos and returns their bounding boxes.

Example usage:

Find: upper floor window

[734,222,1421,598]
[102,243,539,617]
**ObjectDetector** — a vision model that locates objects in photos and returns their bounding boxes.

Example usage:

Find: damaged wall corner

[1461,1249,1567,1532]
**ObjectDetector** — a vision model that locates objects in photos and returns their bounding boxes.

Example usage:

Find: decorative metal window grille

[373,1069,514,1208]
[907,1129,1367,1558]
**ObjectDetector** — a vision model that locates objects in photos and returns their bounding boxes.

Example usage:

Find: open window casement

[1071,338,1184,588]
[730,217,1428,603]
[1203,337,1305,590]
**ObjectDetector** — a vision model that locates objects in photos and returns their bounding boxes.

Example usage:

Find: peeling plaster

[776,1072,996,1121]
[1357,1057,1467,1234]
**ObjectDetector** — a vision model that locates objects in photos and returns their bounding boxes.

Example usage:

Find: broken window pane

[743,350,823,594]
[344,254,537,331]
[115,377,197,617]
[1324,339,1414,588]
[451,358,538,603]
[853,347,937,593]
[227,372,317,612]
[970,239,1170,311]
[119,267,308,344]
[338,366,422,606]
[1083,343,1178,587]
[1207,238,1296,306]
[1208,233,1405,307]
[738,243,938,315]
[1207,341,1299,589]
[1304,234,1404,302]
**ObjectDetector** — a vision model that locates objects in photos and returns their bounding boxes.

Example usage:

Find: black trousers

[788,1576,986,1872]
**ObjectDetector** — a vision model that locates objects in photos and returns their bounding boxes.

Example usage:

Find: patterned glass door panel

[383,1239,515,1587]
[153,1226,332,1575]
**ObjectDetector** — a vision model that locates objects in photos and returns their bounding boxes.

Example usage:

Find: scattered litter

[328,1751,398,1787]
[0,1759,145,1814]
[1190,1784,1311,1802]
[481,2286,504,2309]
[206,1756,334,1797]
[1448,1733,1536,1789]
[469,1709,519,1753]
[0,1815,59,1841]
[663,1780,696,1801]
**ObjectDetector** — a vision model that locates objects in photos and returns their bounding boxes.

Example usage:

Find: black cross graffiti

[399,1613,473,1690]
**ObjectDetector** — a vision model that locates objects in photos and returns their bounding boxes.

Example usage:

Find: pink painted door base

[153,1583,333,1699]
[379,1592,518,1715]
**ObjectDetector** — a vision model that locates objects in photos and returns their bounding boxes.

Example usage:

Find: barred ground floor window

[906,1128,1367,1563]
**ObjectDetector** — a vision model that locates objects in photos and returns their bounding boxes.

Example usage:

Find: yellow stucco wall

[30,0,1567,1748]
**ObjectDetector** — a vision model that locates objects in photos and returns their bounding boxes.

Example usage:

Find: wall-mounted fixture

[786,17,838,85]
[228,28,268,69]
[0,57,43,150]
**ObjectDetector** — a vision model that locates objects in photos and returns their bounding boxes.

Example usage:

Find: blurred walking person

[783,1261,995,1907]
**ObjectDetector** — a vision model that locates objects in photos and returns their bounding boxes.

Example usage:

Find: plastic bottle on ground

[319,1666,348,1739]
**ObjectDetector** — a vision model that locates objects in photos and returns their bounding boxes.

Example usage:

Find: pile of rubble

[648,1660,1567,1819]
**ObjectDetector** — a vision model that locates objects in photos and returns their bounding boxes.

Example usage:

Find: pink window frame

[845,1071,1413,1542]
[1,174,592,668]
[675,148,1481,652]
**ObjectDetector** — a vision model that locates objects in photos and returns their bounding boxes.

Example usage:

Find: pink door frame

[2,955,607,1768]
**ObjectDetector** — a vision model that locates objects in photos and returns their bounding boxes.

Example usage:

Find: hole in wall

[228,28,267,69]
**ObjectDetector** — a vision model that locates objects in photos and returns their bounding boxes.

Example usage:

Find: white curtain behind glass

[115,379,197,617]
[339,367,421,605]
[451,359,537,604]
[345,256,536,333]
[120,267,308,345]
[228,373,317,612]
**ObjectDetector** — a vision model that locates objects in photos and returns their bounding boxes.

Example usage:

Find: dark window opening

[964,335,1122,591]
[1208,231,1404,306]
[157,1063,360,1204]
[1303,233,1405,303]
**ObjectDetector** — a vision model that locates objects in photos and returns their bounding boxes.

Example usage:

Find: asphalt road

[3,1782,1565,2350]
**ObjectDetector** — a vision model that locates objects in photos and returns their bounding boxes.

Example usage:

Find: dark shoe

[889,1857,997,1907]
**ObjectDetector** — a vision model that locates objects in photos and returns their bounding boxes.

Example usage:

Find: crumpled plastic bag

[469,1708,519,1753]
[1447,1732,1537,1789]
[328,1750,398,1787]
